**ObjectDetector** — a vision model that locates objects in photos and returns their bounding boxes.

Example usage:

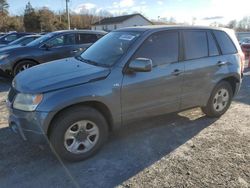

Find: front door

[121,31,184,122]
[43,33,76,62]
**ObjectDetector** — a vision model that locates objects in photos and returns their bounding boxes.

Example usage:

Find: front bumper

[0,58,12,77]
[8,107,51,144]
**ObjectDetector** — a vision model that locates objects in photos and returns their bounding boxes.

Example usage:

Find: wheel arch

[47,101,114,138]
[220,76,240,96]
[13,58,39,74]
[203,75,240,107]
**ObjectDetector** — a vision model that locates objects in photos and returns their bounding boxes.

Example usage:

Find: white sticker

[119,35,136,41]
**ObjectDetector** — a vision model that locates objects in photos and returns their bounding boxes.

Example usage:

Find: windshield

[9,37,25,45]
[80,31,141,67]
[9,36,37,45]
[27,33,55,46]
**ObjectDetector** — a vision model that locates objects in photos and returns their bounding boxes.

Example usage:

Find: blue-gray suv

[7,26,244,161]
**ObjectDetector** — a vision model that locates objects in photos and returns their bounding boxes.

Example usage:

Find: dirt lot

[0,69,249,188]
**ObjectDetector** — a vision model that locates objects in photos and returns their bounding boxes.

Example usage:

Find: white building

[91,14,153,31]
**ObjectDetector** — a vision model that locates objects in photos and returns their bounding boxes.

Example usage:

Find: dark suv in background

[8,26,244,161]
[0,30,106,76]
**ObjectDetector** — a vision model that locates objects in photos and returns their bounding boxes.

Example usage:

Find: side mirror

[128,58,152,72]
[42,43,52,50]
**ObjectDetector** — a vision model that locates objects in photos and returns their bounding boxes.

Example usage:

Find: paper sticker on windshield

[119,35,136,41]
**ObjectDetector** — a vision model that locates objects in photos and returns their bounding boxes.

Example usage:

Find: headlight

[0,54,9,60]
[13,93,43,111]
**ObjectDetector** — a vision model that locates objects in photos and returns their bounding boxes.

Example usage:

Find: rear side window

[213,31,237,54]
[76,34,98,44]
[134,31,179,66]
[207,32,219,56]
[183,31,208,60]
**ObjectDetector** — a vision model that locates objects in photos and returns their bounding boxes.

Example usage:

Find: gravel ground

[0,69,249,188]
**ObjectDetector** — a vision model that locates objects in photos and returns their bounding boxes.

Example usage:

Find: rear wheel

[13,60,37,76]
[49,106,108,161]
[202,81,233,117]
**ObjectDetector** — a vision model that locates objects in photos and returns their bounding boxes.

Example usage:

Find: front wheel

[49,106,109,161]
[202,81,233,118]
[13,60,37,76]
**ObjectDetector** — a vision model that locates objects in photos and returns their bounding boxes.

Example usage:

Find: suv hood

[14,57,111,93]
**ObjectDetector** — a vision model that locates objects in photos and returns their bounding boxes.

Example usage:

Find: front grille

[8,87,18,103]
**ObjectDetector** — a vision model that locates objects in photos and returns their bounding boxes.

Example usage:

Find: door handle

[217,61,228,66]
[171,69,183,76]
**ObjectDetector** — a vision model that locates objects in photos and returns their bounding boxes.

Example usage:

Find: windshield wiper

[76,56,109,68]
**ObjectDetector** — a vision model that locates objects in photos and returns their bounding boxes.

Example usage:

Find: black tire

[201,81,233,118]
[13,60,37,76]
[49,106,108,162]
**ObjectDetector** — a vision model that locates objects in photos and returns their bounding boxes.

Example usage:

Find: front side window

[183,31,208,60]
[133,31,179,66]
[47,34,75,47]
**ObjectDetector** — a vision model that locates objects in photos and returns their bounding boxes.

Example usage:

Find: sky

[7,0,250,25]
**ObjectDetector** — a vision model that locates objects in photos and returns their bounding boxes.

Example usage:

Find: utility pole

[66,0,71,30]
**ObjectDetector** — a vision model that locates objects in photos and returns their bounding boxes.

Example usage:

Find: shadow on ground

[0,109,217,188]
[1,71,249,188]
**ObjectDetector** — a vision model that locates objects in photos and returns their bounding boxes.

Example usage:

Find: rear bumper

[8,108,51,144]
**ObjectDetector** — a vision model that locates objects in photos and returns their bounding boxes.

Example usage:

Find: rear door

[180,30,227,109]
[42,33,76,62]
[121,31,184,122]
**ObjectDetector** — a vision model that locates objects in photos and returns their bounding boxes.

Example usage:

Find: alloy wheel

[64,120,100,154]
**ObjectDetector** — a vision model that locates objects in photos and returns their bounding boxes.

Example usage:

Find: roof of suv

[51,30,107,35]
[116,25,230,32]
[116,25,240,53]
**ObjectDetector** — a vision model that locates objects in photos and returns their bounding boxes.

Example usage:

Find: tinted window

[134,32,179,66]
[183,31,208,60]
[76,34,98,44]
[207,32,219,56]
[213,31,237,54]
[47,34,75,47]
